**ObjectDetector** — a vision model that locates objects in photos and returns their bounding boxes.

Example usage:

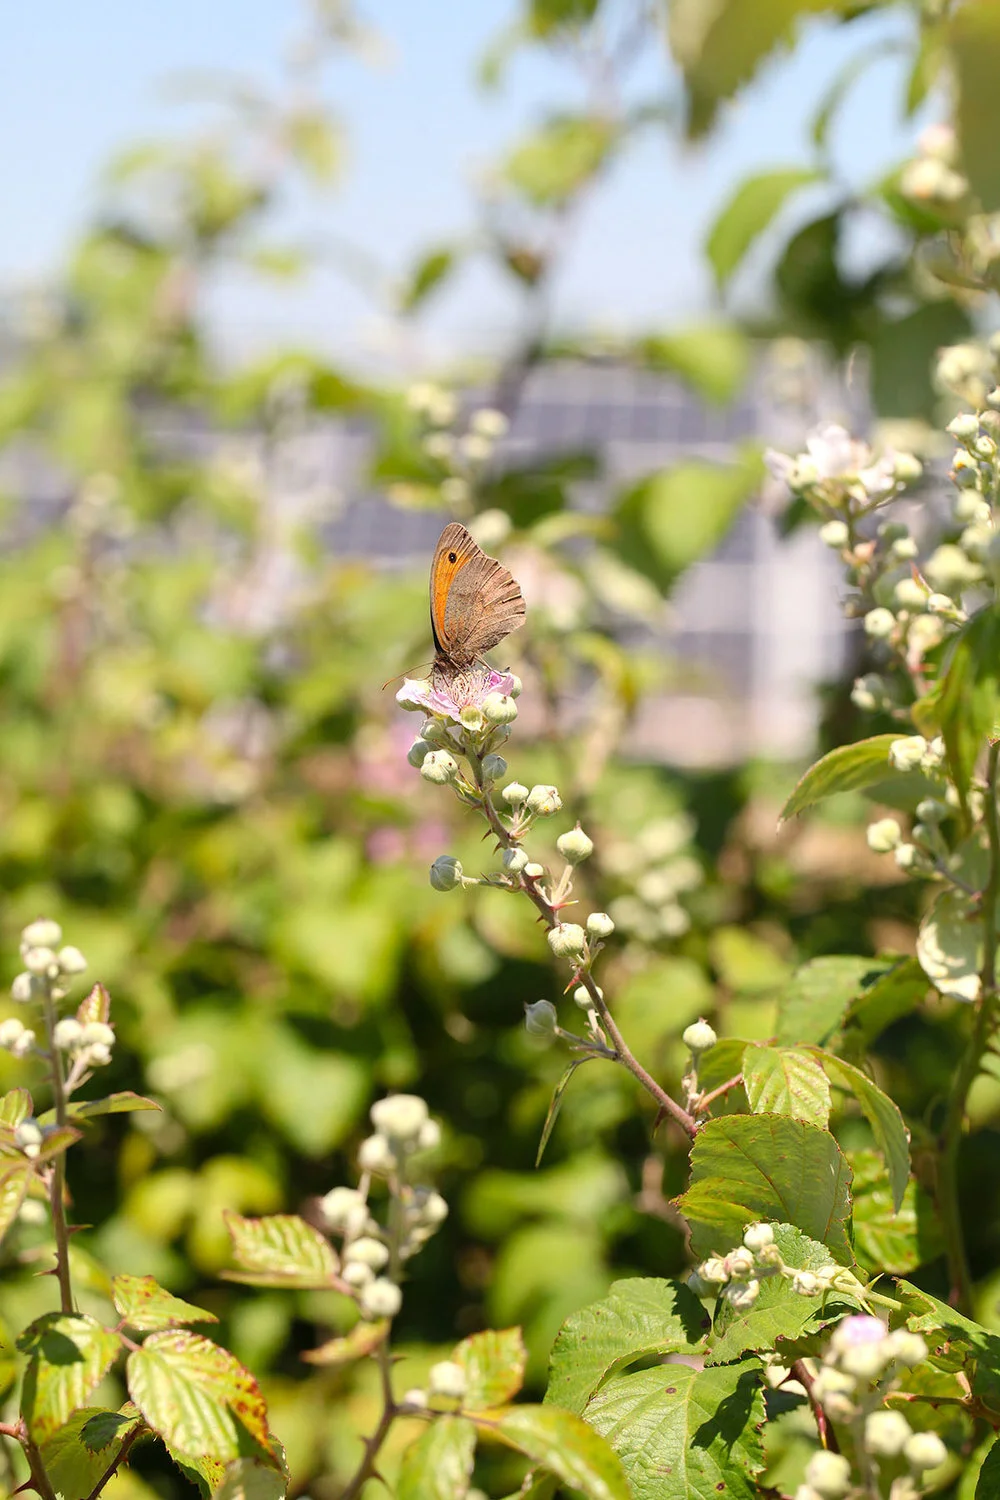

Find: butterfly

[429,521,526,673]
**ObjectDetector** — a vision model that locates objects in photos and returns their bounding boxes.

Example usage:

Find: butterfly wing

[430,522,525,667]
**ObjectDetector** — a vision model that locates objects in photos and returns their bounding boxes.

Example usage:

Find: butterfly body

[430,521,525,672]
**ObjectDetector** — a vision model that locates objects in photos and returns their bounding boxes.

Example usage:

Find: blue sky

[0,1,931,368]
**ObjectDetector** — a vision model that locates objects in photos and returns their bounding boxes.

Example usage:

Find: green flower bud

[864,1410,911,1458]
[894,452,923,484]
[864,607,896,639]
[955,492,990,523]
[975,434,997,460]
[524,861,545,880]
[480,753,508,783]
[15,1120,43,1158]
[683,1019,717,1054]
[507,674,523,699]
[22,919,62,949]
[420,718,452,745]
[482,693,517,725]
[547,923,587,959]
[927,591,958,615]
[421,750,458,785]
[345,1236,390,1271]
[428,1359,467,1400]
[502,782,528,806]
[915,798,947,824]
[524,999,558,1036]
[885,1330,928,1366]
[573,983,601,1008]
[370,1093,428,1142]
[890,535,918,560]
[743,1222,774,1253]
[429,856,463,892]
[586,912,615,939]
[526,784,562,816]
[902,1430,947,1472]
[502,847,529,874]
[894,578,926,610]
[359,1277,403,1320]
[556,826,594,864]
[459,706,485,734]
[895,843,918,870]
[866,818,901,853]
[56,946,87,976]
[804,1450,852,1499]
[889,735,927,772]
[407,738,434,768]
[948,412,980,443]
[818,520,849,548]
[412,1188,448,1225]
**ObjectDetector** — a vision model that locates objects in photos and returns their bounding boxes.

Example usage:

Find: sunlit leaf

[951,0,1000,211]
[19,1313,122,1442]
[112,1273,218,1331]
[742,1045,831,1126]
[475,1404,630,1500]
[397,1415,477,1500]
[127,1329,275,1464]
[454,1327,526,1410]
[780,735,901,821]
[222,1212,340,1288]
[706,168,823,287]
[301,1318,389,1367]
[815,1054,910,1212]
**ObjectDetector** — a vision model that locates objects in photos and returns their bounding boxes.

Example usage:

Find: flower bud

[524,1000,558,1036]
[478,755,506,786]
[683,1019,717,1054]
[357,1134,397,1175]
[586,912,615,940]
[370,1094,428,1142]
[885,1330,928,1367]
[359,1277,402,1320]
[10,973,40,1004]
[894,843,917,870]
[890,535,918,561]
[818,520,849,548]
[420,718,452,745]
[507,674,523,699]
[743,1223,774,1253]
[22,920,62,949]
[417,1118,441,1152]
[952,451,981,488]
[556,827,594,864]
[502,847,529,874]
[699,1257,729,1285]
[902,1430,947,1472]
[460,432,492,464]
[792,1270,820,1296]
[319,1187,368,1234]
[927,592,957,615]
[81,1022,114,1047]
[23,947,57,976]
[407,738,434,768]
[428,1360,467,1400]
[889,735,928,772]
[430,855,463,892]
[894,452,923,485]
[0,1019,24,1049]
[52,1018,83,1050]
[894,578,926,610]
[471,408,509,439]
[547,924,587,959]
[726,1246,755,1279]
[573,984,601,1009]
[804,1450,852,1499]
[864,1410,911,1458]
[948,413,980,443]
[524,862,545,880]
[56,946,87,975]
[851,673,885,711]
[413,1188,448,1225]
[864,607,896,639]
[725,1279,760,1310]
[866,818,901,853]
[401,1387,427,1408]
[482,693,517,725]
[459,706,485,734]
[344,1236,390,1271]
[502,782,529,806]
[421,750,458,785]
[15,1120,42,1157]
[342,1260,374,1288]
[526,784,562,817]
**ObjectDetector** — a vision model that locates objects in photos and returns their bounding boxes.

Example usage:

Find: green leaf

[454,1327,526,1410]
[0,1088,33,1128]
[19,1313,122,1442]
[614,449,763,594]
[871,301,973,421]
[676,1114,853,1264]
[708,1224,862,1365]
[476,1404,630,1500]
[780,735,901,821]
[917,888,984,1003]
[112,1273,218,1331]
[742,1045,831,1125]
[977,1437,1000,1497]
[546,1277,708,1416]
[844,958,928,1046]
[850,1149,943,1275]
[210,1457,289,1500]
[127,1329,275,1465]
[583,1357,765,1500]
[397,1415,477,1500]
[81,1403,144,1451]
[951,0,1000,211]
[816,1053,910,1213]
[776,955,885,1047]
[925,606,1000,805]
[0,1161,33,1246]
[67,1091,162,1121]
[301,1318,389,1367]
[638,324,750,403]
[221,1212,339,1288]
[706,168,823,287]
[537,1061,587,1167]
[503,117,616,205]
[38,1407,142,1500]
[400,246,459,312]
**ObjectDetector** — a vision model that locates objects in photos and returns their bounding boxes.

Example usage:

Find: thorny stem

[470,745,697,1138]
[23,1423,58,1500]
[939,740,1000,1314]
[693,1072,744,1115]
[789,1360,839,1454]
[339,1338,398,1500]
[85,1423,146,1500]
[40,987,75,1315]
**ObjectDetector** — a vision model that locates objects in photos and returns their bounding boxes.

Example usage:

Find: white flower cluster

[0,1018,36,1059]
[865,738,967,880]
[693,1223,869,1314]
[791,1315,946,1499]
[405,381,510,502]
[604,814,702,943]
[319,1094,447,1322]
[11,920,87,1005]
[765,423,921,514]
[52,1018,115,1070]
[899,123,968,209]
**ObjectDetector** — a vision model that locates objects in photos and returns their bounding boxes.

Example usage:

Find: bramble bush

[6,1,1000,1497]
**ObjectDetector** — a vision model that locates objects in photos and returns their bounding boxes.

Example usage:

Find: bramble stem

[85,1423,145,1500]
[790,1360,838,1453]
[938,740,1000,1314]
[469,744,697,1139]
[339,1338,397,1500]
[40,988,75,1315]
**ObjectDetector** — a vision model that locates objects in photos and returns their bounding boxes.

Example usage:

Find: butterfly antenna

[381,661,433,692]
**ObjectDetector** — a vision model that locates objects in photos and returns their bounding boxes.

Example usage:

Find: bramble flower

[398,668,519,725]
[867,818,901,853]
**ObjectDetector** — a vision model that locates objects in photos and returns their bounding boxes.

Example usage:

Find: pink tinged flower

[764,449,796,484]
[805,424,869,480]
[399,667,518,725]
[833,1314,888,1348]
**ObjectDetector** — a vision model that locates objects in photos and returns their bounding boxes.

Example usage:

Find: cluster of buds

[401,1357,469,1414]
[793,1316,946,1500]
[764,423,922,522]
[604,814,702,943]
[319,1094,447,1323]
[692,1222,869,1315]
[899,124,968,213]
[864,736,976,887]
[11,920,87,1006]
[405,381,510,509]
[51,1017,115,1071]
